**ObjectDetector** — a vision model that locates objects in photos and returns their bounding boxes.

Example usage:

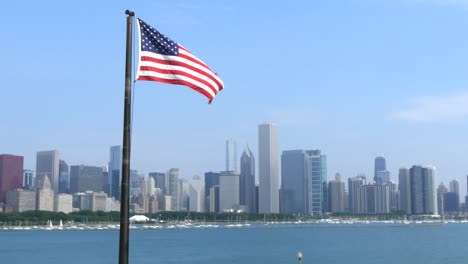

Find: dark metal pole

[119,9,134,264]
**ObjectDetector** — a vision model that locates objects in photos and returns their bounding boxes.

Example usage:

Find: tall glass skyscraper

[410,165,437,215]
[226,138,237,173]
[58,160,69,194]
[374,156,387,185]
[240,146,256,213]
[280,149,326,215]
[167,168,180,211]
[36,150,60,194]
[398,167,411,214]
[108,146,121,200]
[258,123,279,213]
[281,150,308,214]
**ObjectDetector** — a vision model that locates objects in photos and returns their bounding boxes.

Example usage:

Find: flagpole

[119,9,134,264]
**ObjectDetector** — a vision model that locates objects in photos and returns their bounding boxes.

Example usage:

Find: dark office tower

[69,165,104,193]
[36,150,59,193]
[444,192,460,213]
[108,146,121,200]
[149,172,166,194]
[240,146,256,213]
[281,150,326,215]
[23,170,34,189]
[398,167,411,214]
[281,150,308,214]
[0,154,24,203]
[348,175,366,214]
[58,160,69,194]
[204,171,220,210]
[410,165,424,214]
[374,156,387,184]
[449,180,460,200]
[421,166,437,214]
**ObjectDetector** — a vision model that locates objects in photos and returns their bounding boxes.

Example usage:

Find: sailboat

[58,219,64,230]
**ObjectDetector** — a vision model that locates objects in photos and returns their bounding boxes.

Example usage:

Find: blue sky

[2,0,468,196]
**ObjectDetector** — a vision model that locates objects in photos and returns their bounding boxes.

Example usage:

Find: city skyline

[3,0,468,200]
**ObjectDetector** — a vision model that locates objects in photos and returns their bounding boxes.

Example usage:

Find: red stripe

[137,75,214,102]
[139,65,219,95]
[141,56,223,91]
[178,46,210,69]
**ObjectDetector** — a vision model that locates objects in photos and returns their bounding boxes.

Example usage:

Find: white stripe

[137,70,216,98]
[140,51,223,88]
[139,60,221,92]
[135,18,143,81]
[179,49,224,87]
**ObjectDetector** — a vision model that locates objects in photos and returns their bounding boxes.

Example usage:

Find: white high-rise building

[258,123,279,213]
[219,171,240,212]
[147,176,156,196]
[189,175,205,212]
[36,150,60,194]
[36,176,54,211]
[226,138,237,173]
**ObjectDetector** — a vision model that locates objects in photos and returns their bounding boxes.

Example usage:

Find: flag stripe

[138,65,219,96]
[137,68,216,98]
[139,50,223,90]
[139,57,221,93]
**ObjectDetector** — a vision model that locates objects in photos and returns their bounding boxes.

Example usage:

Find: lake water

[0,223,466,264]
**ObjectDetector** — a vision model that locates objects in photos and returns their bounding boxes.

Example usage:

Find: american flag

[136,18,224,103]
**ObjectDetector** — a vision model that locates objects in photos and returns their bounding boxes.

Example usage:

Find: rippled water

[0,223,466,264]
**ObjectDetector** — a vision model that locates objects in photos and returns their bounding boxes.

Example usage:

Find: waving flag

[136,18,224,103]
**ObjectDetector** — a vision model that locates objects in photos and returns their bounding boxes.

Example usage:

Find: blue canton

[139,19,179,56]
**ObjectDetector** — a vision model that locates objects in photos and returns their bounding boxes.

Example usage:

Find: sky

[2,0,468,197]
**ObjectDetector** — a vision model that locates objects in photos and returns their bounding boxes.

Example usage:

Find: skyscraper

[328,173,346,213]
[69,165,104,193]
[58,160,69,194]
[449,179,460,199]
[308,150,327,215]
[258,123,279,213]
[374,156,387,185]
[0,154,24,203]
[167,168,179,211]
[108,146,121,200]
[36,150,60,194]
[240,146,256,213]
[410,165,424,214]
[398,167,411,214]
[149,172,166,194]
[281,149,326,215]
[204,171,220,210]
[422,166,437,215]
[437,182,448,215]
[189,175,205,212]
[281,150,307,214]
[348,175,366,214]
[219,171,240,212]
[409,165,437,215]
[226,138,237,173]
[23,170,34,189]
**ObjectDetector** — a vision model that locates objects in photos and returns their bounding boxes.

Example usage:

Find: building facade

[258,123,279,213]
[0,154,24,203]
[36,150,60,194]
